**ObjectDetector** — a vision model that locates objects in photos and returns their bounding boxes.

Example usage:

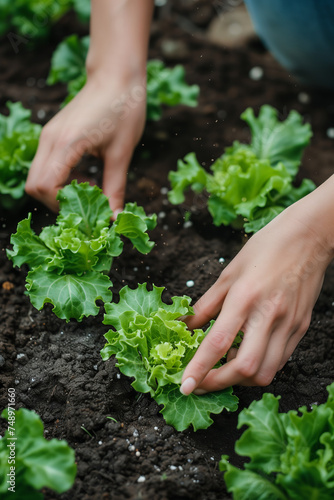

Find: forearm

[86,0,154,81]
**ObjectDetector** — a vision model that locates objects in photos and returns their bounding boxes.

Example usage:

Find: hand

[25,72,147,216]
[180,192,334,395]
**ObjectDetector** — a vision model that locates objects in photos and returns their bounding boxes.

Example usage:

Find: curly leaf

[241,105,312,176]
[26,267,113,321]
[0,102,41,208]
[47,34,90,85]
[113,204,157,254]
[103,283,193,330]
[56,180,113,236]
[155,385,239,432]
[102,284,238,431]
[168,152,208,205]
[6,214,53,268]
[0,408,76,496]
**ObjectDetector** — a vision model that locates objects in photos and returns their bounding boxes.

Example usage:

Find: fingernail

[193,388,207,396]
[180,377,196,395]
[113,208,123,219]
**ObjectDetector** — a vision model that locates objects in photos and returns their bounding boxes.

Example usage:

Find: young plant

[7,181,157,322]
[0,0,89,40]
[0,101,42,210]
[101,283,239,431]
[0,408,76,499]
[220,382,334,499]
[47,34,200,116]
[168,105,315,233]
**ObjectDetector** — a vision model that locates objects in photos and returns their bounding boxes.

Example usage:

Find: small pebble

[128,445,135,452]
[249,66,263,80]
[183,221,193,229]
[88,165,99,174]
[136,451,141,457]
[98,441,103,445]
[160,187,168,195]
[327,128,334,139]
[298,92,310,104]
[219,257,225,264]
[16,353,25,360]
[137,476,146,483]
[133,267,138,272]
[37,109,46,119]
[186,280,195,287]
[158,211,166,219]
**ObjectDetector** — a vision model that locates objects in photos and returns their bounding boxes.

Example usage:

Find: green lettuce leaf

[241,105,312,176]
[101,283,239,431]
[0,101,41,210]
[72,0,90,23]
[0,408,76,498]
[26,267,113,321]
[47,35,90,86]
[220,382,334,500]
[7,181,156,321]
[47,36,199,117]
[0,0,89,40]
[168,106,315,233]
[155,385,238,432]
[0,0,73,39]
[146,60,200,120]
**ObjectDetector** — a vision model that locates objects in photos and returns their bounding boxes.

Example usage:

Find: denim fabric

[244,0,334,90]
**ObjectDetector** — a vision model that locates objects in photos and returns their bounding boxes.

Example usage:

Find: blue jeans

[244,0,334,90]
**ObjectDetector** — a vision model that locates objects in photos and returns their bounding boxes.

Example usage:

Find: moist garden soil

[1,2,334,499]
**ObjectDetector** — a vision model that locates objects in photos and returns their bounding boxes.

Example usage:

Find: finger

[183,276,229,331]
[26,136,87,211]
[192,313,275,393]
[278,325,309,371]
[180,294,246,395]
[102,142,134,218]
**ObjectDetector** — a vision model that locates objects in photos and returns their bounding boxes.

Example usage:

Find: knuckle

[235,357,259,379]
[253,370,274,387]
[207,330,232,352]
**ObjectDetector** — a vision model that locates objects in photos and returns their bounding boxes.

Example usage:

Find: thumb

[102,144,134,220]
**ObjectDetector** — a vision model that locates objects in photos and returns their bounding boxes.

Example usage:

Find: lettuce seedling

[7,181,157,322]
[0,0,89,40]
[220,382,334,500]
[0,101,42,210]
[0,408,76,499]
[168,105,315,233]
[47,35,199,116]
[101,283,239,431]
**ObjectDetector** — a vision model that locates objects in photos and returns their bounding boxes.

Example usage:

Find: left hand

[180,193,334,395]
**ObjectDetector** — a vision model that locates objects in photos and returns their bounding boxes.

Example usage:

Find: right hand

[25,72,147,216]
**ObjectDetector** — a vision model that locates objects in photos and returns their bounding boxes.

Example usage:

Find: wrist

[285,176,334,263]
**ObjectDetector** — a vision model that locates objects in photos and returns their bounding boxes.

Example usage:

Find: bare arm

[181,175,334,395]
[26,0,154,215]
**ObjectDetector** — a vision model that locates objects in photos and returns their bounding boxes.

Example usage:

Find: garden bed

[1,2,334,499]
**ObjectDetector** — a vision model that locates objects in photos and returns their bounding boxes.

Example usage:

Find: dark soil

[1,2,334,499]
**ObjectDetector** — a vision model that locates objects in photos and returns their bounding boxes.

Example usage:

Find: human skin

[25,0,334,394]
[25,0,154,216]
[180,175,334,395]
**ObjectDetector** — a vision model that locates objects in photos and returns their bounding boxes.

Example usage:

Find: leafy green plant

[7,181,157,322]
[0,0,90,40]
[0,408,76,499]
[220,382,334,500]
[47,34,199,117]
[0,101,42,210]
[168,105,315,233]
[101,283,239,431]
